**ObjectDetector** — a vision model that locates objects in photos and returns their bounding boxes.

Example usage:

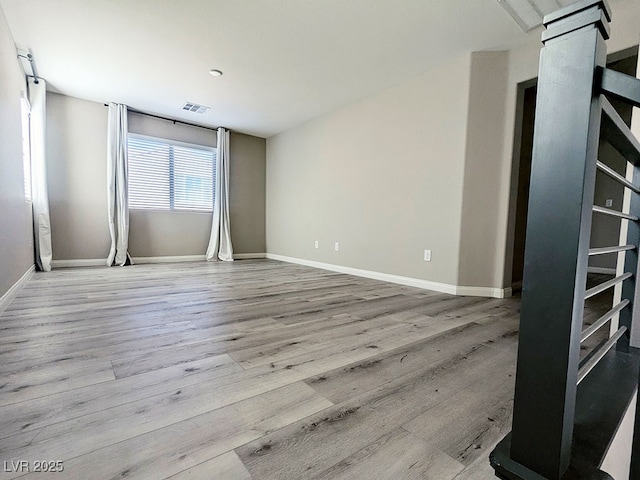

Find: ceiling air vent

[182,102,210,114]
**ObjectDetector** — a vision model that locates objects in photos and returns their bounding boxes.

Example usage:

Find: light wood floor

[0,260,606,479]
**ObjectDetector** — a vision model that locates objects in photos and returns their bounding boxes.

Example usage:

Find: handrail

[599,66,640,108]
[600,96,640,166]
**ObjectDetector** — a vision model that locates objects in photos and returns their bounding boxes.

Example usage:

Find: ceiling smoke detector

[497,0,579,32]
[182,102,210,114]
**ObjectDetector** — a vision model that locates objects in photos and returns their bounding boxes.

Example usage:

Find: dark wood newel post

[509,1,611,479]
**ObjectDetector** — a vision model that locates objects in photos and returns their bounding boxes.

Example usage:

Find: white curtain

[106,103,131,266]
[206,127,233,261]
[28,78,52,272]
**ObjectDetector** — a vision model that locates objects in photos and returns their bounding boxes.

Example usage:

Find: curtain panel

[28,78,52,272]
[206,127,233,261]
[106,103,131,266]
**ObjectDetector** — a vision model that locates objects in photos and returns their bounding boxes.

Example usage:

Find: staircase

[490,1,640,478]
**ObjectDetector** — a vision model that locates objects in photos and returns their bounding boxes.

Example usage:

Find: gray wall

[264,51,511,291]
[47,93,110,260]
[0,6,34,298]
[46,93,266,261]
[228,131,266,254]
[458,51,509,288]
[266,54,471,286]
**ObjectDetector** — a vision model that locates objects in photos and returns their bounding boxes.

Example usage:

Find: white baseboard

[52,258,105,268]
[234,253,266,260]
[45,253,511,298]
[457,285,512,298]
[52,253,266,268]
[53,256,205,267]
[132,255,205,264]
[0,265,35,315]
[587,266,617,275]
[134,254,266,263]
[265,253,511,299]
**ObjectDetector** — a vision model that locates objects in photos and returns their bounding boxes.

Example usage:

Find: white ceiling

[0,0,629,137]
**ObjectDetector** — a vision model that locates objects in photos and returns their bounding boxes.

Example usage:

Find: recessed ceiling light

[209,69,223,77]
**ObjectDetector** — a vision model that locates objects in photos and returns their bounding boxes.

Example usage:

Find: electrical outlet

[424,249,432,262]
[605,199,613,207]
[334,242,340,252]
[314,240,319,249]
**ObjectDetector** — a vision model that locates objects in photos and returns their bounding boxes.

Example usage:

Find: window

[127,134,216,212]
[20,96,31,202]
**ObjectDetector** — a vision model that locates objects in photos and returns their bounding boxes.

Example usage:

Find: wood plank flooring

[0,259,604,479]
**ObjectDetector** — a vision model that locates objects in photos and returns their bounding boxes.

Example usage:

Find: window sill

[128,208,212,215]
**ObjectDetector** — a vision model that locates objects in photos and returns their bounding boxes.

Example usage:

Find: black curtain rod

[18,53,40,84]
[104,104,225,132]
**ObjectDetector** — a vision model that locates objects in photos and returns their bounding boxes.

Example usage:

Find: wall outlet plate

[334,242,340,251]
[424,249,432,262]
[314,240,319,249]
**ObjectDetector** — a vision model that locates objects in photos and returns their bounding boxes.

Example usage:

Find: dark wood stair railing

[490,0,640,479]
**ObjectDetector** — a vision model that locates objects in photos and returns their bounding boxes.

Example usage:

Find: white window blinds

[128,135,216,212]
